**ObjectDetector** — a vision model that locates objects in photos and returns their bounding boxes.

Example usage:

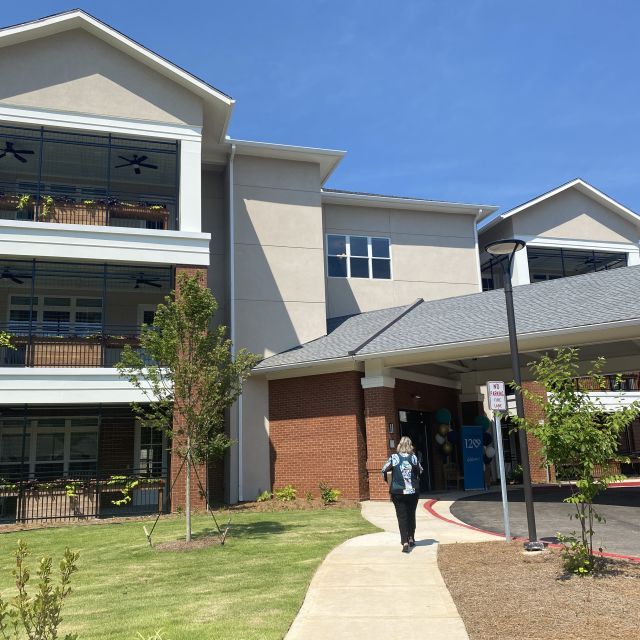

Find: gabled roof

[256,264,640,371]
[478,178,640,232]
[0,10,234,140]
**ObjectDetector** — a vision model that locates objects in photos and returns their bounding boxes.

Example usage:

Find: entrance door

[398,409,432,492]
[133,423,167,510]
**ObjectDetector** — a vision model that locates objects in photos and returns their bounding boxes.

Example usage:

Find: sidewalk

[285,496,495,640]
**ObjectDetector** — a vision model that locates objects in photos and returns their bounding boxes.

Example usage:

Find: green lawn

[0,508,378,640]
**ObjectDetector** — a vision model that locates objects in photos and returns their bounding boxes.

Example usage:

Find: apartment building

[0,11,638,523]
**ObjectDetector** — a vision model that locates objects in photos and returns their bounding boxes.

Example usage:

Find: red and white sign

[487,380,507,411]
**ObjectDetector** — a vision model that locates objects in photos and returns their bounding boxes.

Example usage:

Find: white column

[179,139,202,232]
[627,247,640,266]
[511,245,530,286]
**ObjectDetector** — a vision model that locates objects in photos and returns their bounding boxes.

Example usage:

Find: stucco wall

[323,203,480,318]
[0,29,203,125]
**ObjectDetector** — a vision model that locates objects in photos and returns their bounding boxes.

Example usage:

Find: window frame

[326,234,393,280]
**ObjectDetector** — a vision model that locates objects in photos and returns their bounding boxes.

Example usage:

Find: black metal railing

[0,324,146,368]
[0,468,168,524]
[0,184,177,230]
[574,374,640,392]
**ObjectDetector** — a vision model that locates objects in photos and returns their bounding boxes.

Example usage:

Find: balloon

[435,434,445,445]
[435,408,452,424]
[485,446,496,458]
[437,423,449,436]
[482,431,493,446]
[446,430,458,444]
[474,415,492,431]
[442,442,453,454]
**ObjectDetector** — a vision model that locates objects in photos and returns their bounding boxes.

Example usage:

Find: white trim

[0,368,154,404]
[326,233,392,280]
[473,222,482,292]
[521,235,636,252]
[0,104,202,142]
[361,375,395,389]
[322,190,498,216]
[0,220,211,266]
[390,368,461,390]
[228,137,345,184]
[0,11,232,107]
[478,178,640,231]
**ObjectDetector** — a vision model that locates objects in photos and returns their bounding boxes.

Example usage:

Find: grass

[0,507,378,640]
[438,541,640,640]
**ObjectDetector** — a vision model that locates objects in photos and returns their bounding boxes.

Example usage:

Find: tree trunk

[186,437,192,542]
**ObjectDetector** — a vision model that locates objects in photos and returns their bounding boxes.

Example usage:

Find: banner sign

[461,426,485,490]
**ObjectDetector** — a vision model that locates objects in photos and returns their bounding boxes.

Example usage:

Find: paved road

[450,485,640,557]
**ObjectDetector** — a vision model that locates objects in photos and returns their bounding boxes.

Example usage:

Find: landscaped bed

[438,541,640,640]
[0,506,378,639]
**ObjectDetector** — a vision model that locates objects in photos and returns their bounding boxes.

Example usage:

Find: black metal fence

[0,469,168,524]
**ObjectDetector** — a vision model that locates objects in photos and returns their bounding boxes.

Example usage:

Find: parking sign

[487,380,507,411]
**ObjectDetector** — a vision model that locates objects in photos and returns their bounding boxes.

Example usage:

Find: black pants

[391,493,419,545]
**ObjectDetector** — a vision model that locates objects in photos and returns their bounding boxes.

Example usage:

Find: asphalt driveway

[450,485,640,557]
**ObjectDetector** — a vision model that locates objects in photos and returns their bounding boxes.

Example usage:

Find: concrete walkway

[285,496,496,640]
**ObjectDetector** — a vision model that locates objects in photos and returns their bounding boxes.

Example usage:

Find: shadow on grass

[194,520,295,540]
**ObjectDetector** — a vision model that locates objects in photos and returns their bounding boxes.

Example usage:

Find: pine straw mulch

[438,541,640,640]
[155,535,223,552]
[225,498,360,512]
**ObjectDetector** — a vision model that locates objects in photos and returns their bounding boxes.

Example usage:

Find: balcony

[0,257,172,367]
[0,124,178,231]
[574,374,640,392]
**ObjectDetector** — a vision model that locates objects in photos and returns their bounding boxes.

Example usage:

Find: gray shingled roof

[256,265,640,370]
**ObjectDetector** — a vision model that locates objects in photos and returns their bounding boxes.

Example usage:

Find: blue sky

[4,1,640,211]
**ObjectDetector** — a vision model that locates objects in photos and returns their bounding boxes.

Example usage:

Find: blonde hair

[397,436,414,455]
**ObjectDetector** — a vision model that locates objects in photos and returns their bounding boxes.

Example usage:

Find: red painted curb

[423,498,640,563]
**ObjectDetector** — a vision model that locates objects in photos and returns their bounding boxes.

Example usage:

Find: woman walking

[381,436,423,553]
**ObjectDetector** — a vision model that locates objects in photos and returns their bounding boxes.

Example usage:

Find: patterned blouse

[381,453,423,495]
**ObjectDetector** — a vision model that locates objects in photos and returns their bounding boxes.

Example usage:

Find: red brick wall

[170,266,209,511]
[522,381,555,483]
[364,385,396,500]
[269,371,368,500]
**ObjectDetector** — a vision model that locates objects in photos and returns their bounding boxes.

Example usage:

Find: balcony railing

[574,374,640,392]
[0,188,176,230]
[0,324,144,368]
[0,468,168,524]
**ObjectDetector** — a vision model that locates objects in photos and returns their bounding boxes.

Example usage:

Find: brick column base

[364,386,395,500]
[523,381,556,484]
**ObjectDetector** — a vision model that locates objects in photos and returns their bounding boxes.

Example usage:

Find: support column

[178,139,202,232]
[170,266,209,512]
[522,381,556,483]
[362,375,396,501]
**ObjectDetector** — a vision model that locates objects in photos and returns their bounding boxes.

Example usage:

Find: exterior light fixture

[485,238,542,551]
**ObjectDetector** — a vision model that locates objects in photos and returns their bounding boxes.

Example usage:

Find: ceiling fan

[0,267,24,284]
[115,154,158,175]
[134,274,162,289]
[0,141,34,164]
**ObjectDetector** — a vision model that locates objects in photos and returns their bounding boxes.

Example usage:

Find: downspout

[228,143,243,502]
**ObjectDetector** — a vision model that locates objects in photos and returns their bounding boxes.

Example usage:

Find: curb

[424,498,640,563]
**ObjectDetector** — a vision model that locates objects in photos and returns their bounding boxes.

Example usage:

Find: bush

[274,484,297,502]
[556,533,601,575]
[319,482,341,505]
[304,491,313,503]
[256,490,271,502]
[0,540,80,640]
[508,464,523,483]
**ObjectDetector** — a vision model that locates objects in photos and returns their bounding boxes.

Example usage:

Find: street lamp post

[485,239,543,551]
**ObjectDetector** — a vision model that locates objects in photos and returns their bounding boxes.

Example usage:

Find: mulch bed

[155,535,223,552]
[438,541,640,640]
[225,498,360,512]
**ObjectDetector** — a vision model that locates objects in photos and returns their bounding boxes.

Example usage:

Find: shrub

[0,540,80,640]
[256,490,271,502]
[508,464,523,483]
[556,533,601,575]
[274,484,297,502]
[305,491,313,503]
[319,482,341,505]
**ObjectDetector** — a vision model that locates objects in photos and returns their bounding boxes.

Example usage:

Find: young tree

[515,348,639,573]
[117,272,259,541]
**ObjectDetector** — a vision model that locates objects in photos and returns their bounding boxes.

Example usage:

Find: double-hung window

[327,235,391,279]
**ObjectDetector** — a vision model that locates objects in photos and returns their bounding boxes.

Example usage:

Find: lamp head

[485,238,526,257]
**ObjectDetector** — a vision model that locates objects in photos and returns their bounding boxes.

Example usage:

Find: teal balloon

[474,415,492,431]
[435,408,451,424]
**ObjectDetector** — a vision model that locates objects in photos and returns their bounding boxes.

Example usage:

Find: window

[326,235,392,279]
[8,295,102,336]
[0,416,98,479]
[528,247,627,283]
